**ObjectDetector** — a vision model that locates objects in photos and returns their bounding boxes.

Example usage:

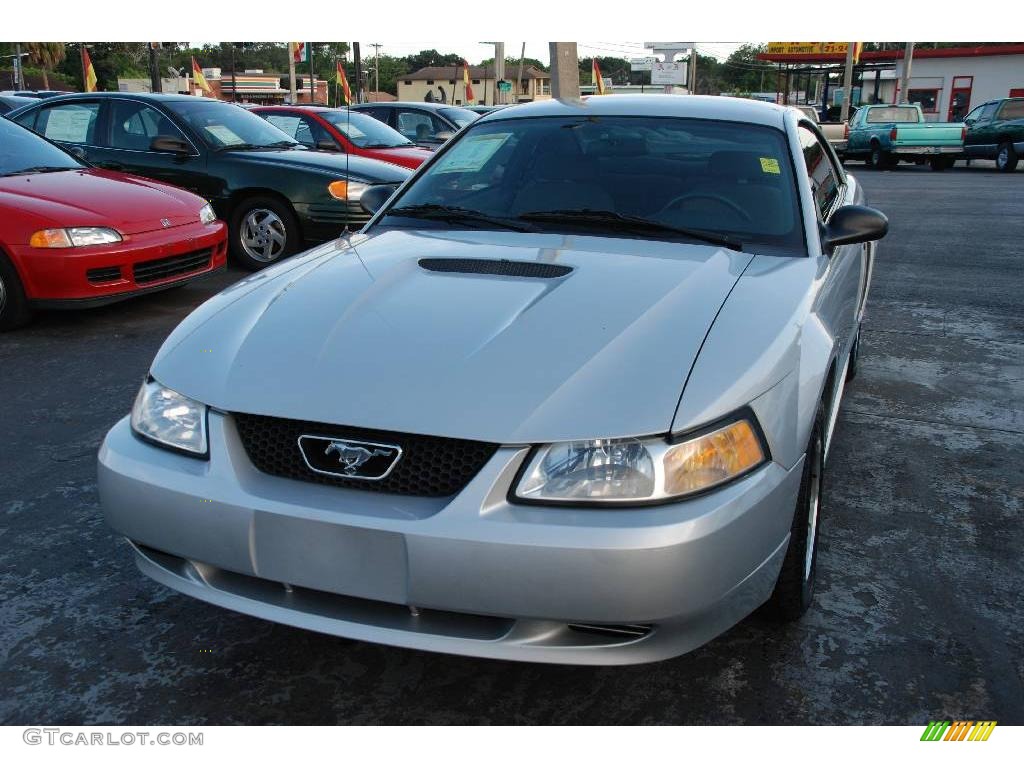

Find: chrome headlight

[513,414,768,505]
[29,227,122,248]
[130,379,209,457]
[199,203,217,224]
[328,180,370,201]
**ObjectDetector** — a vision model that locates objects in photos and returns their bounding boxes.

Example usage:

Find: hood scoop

[418,258,572,279]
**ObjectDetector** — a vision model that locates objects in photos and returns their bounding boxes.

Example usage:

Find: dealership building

[759,44,1024,122]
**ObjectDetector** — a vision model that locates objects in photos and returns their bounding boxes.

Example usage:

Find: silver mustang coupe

[99,95,887,664]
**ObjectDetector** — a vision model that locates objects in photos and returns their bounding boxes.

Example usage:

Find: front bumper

[12,220,227,303]
[99,412,801,665]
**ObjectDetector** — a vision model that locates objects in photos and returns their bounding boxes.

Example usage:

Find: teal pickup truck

[963,97,1024,172]
[847,104,965,171]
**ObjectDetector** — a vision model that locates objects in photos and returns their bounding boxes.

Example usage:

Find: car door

[96,98,210,195]
[964,102,1000,157]
[799,123,864,367]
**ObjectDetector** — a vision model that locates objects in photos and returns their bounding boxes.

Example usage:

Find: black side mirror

[823,205,888,250]
[316,139,339,151]
[360,184,398,215]
[150,136,190,154]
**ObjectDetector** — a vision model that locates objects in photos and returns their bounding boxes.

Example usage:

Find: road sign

[629,57,656,72]
[651,61,687,85]
[497,79,512,93]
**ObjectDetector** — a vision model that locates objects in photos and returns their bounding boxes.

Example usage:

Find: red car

[0,118,227,330]
[251,106,433,170]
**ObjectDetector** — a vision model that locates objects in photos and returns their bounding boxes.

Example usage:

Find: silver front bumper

[99,413,801,664]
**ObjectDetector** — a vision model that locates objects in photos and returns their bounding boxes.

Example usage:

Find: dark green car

[963,97,1024,173]
[8,93,410,269]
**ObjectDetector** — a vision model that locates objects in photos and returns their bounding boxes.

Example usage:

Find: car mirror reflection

[823,205,889,251]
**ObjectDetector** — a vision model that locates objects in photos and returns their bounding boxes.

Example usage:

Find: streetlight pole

[15,43,26,89]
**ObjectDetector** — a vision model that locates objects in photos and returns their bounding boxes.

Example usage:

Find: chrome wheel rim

[803,436,823,582]
[997,147,1008,169]
[240,208,287,263]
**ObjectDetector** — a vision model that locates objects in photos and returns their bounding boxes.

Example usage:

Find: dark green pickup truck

[963,97,1024,172]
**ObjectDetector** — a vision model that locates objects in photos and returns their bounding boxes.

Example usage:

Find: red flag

[336,61,352,105]
[192,57,212,94]
[592,59,606,95]
[463,60,475,103]
[82,47,98,92]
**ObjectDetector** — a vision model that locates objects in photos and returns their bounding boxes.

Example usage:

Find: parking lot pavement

[1,165,1022,726]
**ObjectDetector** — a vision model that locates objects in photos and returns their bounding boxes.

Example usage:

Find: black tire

[996,141,1019,173]
[0,253,33,331]
[867,143,892,169]
[845,324,861,382]
[765,402,826,621]
[228,195,302,271]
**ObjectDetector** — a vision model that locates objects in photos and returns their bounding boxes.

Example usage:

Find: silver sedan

[99,95,888,664]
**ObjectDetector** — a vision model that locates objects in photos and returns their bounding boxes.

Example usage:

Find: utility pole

[548,42,580,100]
[230,44,238,102]
[840,41,856,122]
[310,44,315,104]
[352,42,363,103]
[288,43,297,104]
[516,43,526,100]
[14,43,26,90]
[494,42,504,105]
[688,48,697,94]
[148,43,162,93]
[896,42,915,104]
[369,43,382,99]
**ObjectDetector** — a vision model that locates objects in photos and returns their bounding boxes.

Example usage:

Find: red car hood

[360,145,433,169]
[0,168,204,238]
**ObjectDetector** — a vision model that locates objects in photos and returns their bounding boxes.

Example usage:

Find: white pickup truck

[794,105,849,159]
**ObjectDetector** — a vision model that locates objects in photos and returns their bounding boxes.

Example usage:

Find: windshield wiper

[362,142,407,149]
[386,203,535,232]
[217,140,299,152]
[1,165,75,177]
[518,209,743,251]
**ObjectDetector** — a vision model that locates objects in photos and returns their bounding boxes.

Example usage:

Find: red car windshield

[0,119,82,176]
[322,110,414,149]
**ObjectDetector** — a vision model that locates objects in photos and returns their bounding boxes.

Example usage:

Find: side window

[264,114,302,138]
[107,101,186,151]
[978,102,999,121]
[997,100,1024,120]
[798,125,842,219]
[12,109,38,131]
[362,107,391,123]
[396,110,444,141]
[36,102,101,145]
[264,114,325,147]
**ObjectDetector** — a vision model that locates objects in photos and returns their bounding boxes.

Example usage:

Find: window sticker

[760,157,781,174]
[204,125,245,146]
[433,133,512,173]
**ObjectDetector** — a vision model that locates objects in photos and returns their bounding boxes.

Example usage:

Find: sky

[369,42,745,64]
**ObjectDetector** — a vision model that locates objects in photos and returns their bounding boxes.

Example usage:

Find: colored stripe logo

[921,721,997,741]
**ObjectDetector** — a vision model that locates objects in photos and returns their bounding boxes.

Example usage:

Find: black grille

[86,266,122,284]
[419,258,572,279]
[232,413,500,497]
[132,248,212,285]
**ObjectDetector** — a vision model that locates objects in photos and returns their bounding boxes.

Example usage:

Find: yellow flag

[192,56,212,94]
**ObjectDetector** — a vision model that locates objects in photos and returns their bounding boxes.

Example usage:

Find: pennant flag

[192,57,212,94]
[462,60,475,103]
[82,47,98,93]
[592,58,606,95]
[291,42,309,64]
[336,60,352,105]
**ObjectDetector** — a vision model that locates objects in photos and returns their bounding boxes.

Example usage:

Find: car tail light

[844,122,850,139]
[890,127,898,140]
[961,126,967,141]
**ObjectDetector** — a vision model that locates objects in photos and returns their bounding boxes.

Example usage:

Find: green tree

[23,42,66,89]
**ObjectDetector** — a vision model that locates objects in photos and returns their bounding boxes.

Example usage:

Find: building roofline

[757,43,1024,64]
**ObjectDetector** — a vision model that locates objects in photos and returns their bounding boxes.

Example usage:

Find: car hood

[152,229,752,444]
[224,148,410,183]
[0,168,204,235]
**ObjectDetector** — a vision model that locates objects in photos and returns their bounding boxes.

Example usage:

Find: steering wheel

[659,193,752,223]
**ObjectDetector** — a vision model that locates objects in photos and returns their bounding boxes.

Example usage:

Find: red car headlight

[29,227,123,248]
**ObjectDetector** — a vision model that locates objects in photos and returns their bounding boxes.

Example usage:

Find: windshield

[0,118,82,175]
[379,115,804,255]
[867,107,920,123]
[439,107,478,128]
[322,110,414,148]
[171,99,301,149]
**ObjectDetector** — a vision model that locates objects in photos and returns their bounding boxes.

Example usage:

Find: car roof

[475,94,789,129]
[16,91,221,105]
[352,101,470,112]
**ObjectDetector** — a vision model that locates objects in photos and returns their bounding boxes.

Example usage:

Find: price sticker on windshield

[434,133,512,174]
[760,157,781,174]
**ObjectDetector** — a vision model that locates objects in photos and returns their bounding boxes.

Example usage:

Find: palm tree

[24,42,66,89]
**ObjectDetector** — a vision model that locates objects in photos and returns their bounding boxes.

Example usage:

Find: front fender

[672,255,835,470]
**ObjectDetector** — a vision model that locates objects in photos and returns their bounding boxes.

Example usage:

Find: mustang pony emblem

[324,442,395,475]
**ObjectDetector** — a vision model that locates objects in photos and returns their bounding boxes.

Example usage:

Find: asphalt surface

[1,162,1022,725]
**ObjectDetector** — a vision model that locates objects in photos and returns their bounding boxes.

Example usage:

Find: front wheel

[229,196,302,271]
[0,254,33,331]
[996,142,1019,173]
[765,402,826,621]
